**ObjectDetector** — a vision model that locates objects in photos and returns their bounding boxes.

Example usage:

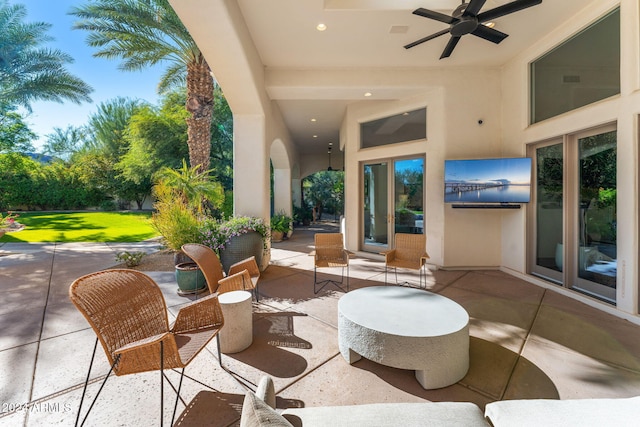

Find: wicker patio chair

[312,233,349,294]
[69,269,224,427]
[181,243,260,301]
[217,269,254,294]
[382,233,430,288]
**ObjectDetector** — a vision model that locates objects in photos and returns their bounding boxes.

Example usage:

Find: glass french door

[362,157,424,252]
[531,141,564,283]
[573,129,617,302]
[530,125,616,303]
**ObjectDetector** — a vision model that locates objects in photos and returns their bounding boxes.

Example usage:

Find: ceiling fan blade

[404,29,450,49]
[440,36,461,59]
[462,0,487,17]
[471,25,509,44]
[413,8,457,25]
[477,0,542,23]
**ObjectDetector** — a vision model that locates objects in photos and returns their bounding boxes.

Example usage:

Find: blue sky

[16,0,166,149]
[444,158,532,184]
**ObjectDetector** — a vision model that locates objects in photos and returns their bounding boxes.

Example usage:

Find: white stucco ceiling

[175,0,606,155]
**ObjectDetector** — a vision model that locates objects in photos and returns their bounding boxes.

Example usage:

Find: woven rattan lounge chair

[312,233,349,294]
[217,269,254,294]
[69,269,224,427]
[382,233,430,288]
[181,243,260,301]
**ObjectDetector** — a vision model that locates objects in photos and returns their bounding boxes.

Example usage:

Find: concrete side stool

[218,290,253,353]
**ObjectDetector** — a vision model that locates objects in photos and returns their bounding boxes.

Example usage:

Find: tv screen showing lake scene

[444,158,532,203]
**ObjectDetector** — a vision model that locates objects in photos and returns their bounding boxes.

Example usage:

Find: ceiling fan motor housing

[451,17,479,36]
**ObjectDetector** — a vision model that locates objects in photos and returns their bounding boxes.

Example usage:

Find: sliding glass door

[573,129,617,301]
[530,125,616,303]
[363,162,389,251]
[362,157,424,252]
[531,141,564,282]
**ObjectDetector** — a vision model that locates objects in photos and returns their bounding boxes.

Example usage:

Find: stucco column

[291,178,302,208]
[273,168,292,216]
[233,114,270,221]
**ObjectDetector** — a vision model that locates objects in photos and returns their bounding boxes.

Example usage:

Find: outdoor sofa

[240,375,640,427]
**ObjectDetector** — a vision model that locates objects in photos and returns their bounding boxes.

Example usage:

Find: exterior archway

[270,139,292,217]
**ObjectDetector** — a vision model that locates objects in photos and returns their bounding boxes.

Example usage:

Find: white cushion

[282,401,488,426]
[485,396,640,427]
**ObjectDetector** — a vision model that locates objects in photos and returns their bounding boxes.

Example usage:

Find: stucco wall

[343,68,504,268]
[500,0,640,315]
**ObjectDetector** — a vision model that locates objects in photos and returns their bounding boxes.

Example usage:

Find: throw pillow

[240,391,293,427]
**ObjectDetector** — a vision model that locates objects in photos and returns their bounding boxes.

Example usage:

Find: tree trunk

[185,57,214,172]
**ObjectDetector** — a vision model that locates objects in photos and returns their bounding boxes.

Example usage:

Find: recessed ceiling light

[310,118,317,122]
[483,22,495,28]
[313,135,318,138]
[364,92,372,97]
[316,23,327,31]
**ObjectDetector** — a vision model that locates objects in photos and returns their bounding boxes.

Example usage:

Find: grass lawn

[0,211,160,243]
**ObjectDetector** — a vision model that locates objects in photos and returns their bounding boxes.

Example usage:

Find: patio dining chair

[312,232,349,294]
[69,269,224,427]
[382,233,430,288]
[181,243,261,301]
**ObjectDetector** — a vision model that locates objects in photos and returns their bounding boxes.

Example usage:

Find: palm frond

[158,62,186,94]
[70,0,200,91]
[0,1,92,110]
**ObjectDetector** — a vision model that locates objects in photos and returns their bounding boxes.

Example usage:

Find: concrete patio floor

[2,223,640,426]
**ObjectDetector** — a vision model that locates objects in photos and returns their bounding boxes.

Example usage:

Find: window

[530,8,620,124]
[360,108,426,149]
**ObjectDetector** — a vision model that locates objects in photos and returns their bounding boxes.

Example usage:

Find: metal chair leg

[216,334,222,366]
[171,368,185,425]
[77,345,120,427]
[160,341,164,426]
[75,338,98,427]
[314,265,348,294]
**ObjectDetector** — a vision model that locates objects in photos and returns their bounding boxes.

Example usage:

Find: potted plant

[271,212,293,242]
[294,205,312,226]
[199,215,270,273]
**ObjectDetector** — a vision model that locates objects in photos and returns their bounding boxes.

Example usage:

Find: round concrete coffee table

[218,290,253,353]
[338,286,469,389]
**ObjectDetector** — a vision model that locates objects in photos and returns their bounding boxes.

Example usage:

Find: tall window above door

[360,108,426,149]
[530,8,620,124]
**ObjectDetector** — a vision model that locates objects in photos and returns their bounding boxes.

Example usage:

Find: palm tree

[155,159,224,213]
[71,0,214,172]
[0,1,92,111]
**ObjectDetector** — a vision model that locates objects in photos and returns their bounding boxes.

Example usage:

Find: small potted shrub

[294,205,312,226]
[271,212,293,242]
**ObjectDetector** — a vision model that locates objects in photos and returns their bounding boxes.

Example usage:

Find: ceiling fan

[404,0,542,59]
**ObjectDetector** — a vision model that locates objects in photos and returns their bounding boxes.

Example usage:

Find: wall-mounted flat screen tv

[444,157,532,204]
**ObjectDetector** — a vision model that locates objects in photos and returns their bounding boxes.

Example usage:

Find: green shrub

[151,184,200,251]
[100,200,117,211]
[271,211,293,233]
